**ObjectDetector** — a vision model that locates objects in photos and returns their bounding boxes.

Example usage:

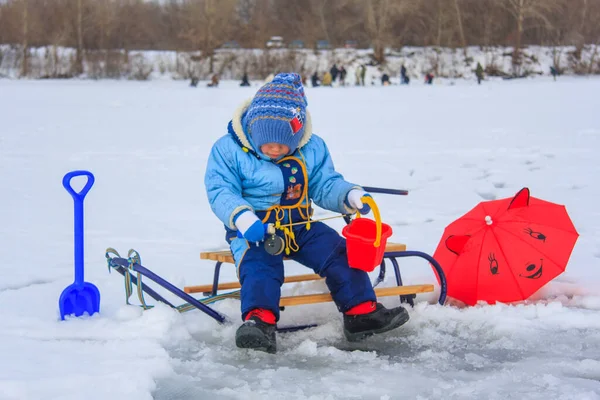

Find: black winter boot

[235,316,277,354]
[343,303,409,342]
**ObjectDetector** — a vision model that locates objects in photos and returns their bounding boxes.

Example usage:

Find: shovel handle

[63,170,95,285]
[63,171,95,201]
[356,196,383,248]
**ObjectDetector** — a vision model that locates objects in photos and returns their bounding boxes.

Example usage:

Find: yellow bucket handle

[355,196,382,248]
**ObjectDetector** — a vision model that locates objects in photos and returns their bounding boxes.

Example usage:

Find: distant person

[475,62,484,85]
[550,66,559,81]
[359,65,366,86]
[400,65,409,84]
[381,73,390,86]
[240,73,250,87]
[190,77,199,87]
[425,73,434,85]
[311,71,320,87]
[339,66,347,86]
[322,71,332,87]
[330,64,339,83]
[207,74,219,87]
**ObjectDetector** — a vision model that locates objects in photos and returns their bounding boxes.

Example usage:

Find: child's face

[260,143,290,159]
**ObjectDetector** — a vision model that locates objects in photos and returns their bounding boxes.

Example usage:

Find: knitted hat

[242,73,308,153]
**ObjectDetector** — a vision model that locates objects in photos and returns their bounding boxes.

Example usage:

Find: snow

[2,44,599,81]
[1,76,600,399]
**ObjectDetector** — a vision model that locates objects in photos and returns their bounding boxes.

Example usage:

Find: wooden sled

[184,242,446,309]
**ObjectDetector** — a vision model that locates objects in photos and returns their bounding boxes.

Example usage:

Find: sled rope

[105,248,153,310]
[127,249,153,310]
[175,290,241,313]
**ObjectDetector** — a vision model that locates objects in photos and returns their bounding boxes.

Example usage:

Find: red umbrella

[433,188,579,305]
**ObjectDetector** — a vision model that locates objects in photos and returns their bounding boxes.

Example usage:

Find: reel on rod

[263,224,285,255]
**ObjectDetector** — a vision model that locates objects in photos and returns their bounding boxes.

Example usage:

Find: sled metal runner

[105,246,447,332]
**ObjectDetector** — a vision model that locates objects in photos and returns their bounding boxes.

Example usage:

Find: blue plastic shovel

[59,170,100,320]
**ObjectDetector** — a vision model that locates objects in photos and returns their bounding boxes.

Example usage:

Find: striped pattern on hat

[242,73,308,154]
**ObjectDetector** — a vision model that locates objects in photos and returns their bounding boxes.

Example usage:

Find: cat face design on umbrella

[433,188,578,305]
[521,259,544,279]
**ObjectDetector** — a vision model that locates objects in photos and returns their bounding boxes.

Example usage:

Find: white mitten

[346,189,371,214]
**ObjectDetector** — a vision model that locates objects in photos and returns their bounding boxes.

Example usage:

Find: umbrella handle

[63,171,95,286]
[356,196,383,247]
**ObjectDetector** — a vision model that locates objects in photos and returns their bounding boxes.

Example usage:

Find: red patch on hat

[290,116,303,134]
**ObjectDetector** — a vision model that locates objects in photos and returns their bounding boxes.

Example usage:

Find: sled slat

[199,242,407,265]
[184,273,323,294]
[200,250,235,263]
[279,285,434,306]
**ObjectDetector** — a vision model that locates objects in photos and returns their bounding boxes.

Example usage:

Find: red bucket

[342,217,393,272]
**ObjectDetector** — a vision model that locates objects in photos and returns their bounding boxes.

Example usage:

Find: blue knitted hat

[242,73,308,153]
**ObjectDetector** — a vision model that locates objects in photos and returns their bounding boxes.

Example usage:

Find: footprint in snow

[475,171,492,180]
[0,278,55,293]
[476,191,497,200]
[390,220,411,226]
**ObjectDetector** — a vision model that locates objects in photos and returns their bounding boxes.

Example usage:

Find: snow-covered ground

[1,76,599,400]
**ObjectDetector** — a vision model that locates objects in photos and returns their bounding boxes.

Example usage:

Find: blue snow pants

[227,221,377,321]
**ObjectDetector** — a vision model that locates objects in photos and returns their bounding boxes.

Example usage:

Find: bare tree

[92,0,117,50]
[363,0,416,63]
[1,0,599,78]
[203,0,236,71]
[247,0,276,48]
[453,0,468,56]
[434,0,455,47]
[177,0,236,73]
[561,0,600,69]
[503,0,560,75]
[234,0,257,47]
[43,0,72,77]
[20,0,29,77]
[84,0,118,77]
[583,0,600,73]
[312,0,332,45]
[0,4,4,45]
[74,0,84,75]
[364,0,390,62]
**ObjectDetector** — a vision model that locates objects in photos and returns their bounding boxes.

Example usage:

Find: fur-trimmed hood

[230,98,313,154]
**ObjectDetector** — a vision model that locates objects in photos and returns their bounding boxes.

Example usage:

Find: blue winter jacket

[205,99,360,230]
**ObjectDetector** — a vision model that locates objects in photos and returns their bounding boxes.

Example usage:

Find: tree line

[1,0,599,76]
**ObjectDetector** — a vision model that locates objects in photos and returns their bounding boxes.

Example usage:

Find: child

[205,73,409,353]
[475,62,484,85]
